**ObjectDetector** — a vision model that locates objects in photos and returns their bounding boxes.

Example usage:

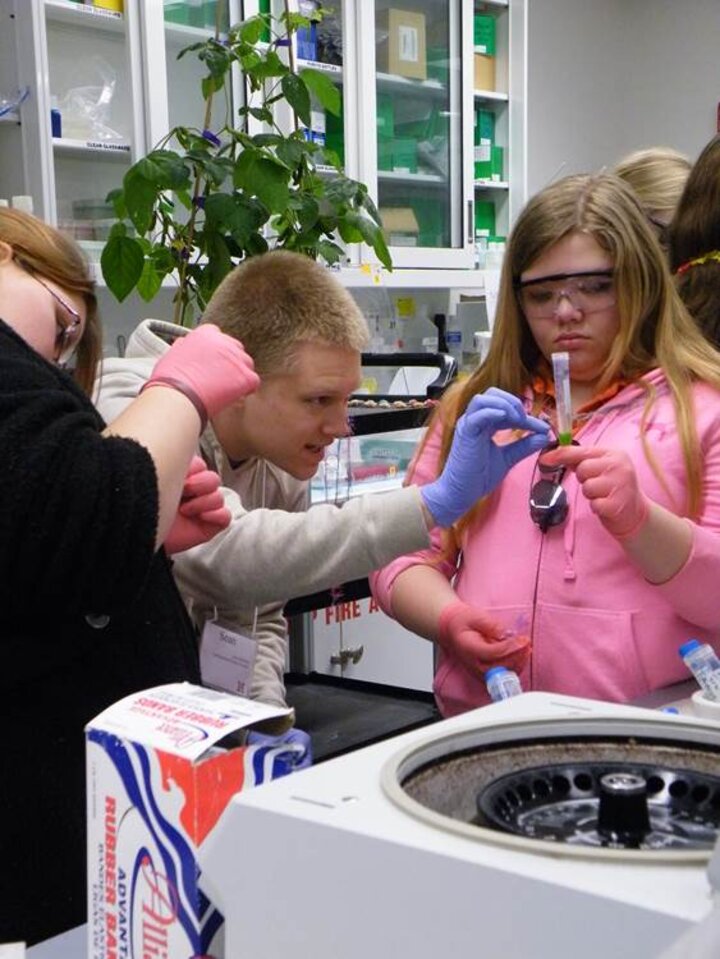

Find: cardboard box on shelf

[86,683,298,959]
[377,8,427,80]
[474,52,495,91]
[380,206,420,247]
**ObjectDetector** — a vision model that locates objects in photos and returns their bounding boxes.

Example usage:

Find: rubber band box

[86,682,295,959]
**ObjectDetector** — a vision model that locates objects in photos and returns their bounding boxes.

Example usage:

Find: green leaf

[105,187,127,219]
[136,151,190,190]
[101,236,145,302]
[294,195,320,232]
[198,232,233,303]
[281,73,311,127]
[240,15,266,44]
[234,151,289,212]
[247,232,269,256]
[251,50,288,81]
[275,137,307,169]
[299,69,341,116]
[137,257,164,302]
[316,239,345,265]
[121,167,159,236]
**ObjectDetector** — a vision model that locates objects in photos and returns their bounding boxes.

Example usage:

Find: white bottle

[485,666,522,702]
[679,639,720,702]
[11,195,34,214]
[445,314,463,366]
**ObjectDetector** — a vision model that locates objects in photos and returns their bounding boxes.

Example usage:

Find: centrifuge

[199,693,720,958]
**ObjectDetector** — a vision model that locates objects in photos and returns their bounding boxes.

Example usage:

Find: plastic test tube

[552,351,573,445]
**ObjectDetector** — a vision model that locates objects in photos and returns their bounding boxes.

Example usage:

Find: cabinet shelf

[52,137,131,159]
[474,179,509,190]
[296,57,343,81]
[379,170,445,186]
[45,0,125,33]
[376,72,446,100]
[474,89,508,102]
[164,22,225,44]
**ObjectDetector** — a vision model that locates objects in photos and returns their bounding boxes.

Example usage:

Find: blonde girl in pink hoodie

[371,172,720,717]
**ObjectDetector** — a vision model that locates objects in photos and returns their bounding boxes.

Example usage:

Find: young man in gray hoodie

[96,250,548,763]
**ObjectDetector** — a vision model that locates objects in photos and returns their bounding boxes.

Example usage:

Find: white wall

[526,0,720,198]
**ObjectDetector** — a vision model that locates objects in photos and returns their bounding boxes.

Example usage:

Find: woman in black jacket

[0,208,258,944]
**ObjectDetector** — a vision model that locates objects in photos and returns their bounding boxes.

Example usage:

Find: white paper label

[200,620,258,697]
[398,25,419,64]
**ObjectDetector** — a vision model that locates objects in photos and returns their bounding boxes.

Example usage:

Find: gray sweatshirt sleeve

[172,483,431,609]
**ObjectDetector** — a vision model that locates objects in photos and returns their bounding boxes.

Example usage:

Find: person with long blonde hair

[371,172,720,718]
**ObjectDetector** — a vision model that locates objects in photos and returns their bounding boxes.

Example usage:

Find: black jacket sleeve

[0,322,162,618]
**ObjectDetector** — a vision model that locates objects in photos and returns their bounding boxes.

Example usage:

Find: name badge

[200,620,257,697]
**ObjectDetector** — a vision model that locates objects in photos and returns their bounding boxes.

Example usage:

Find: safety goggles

[529,440,578,532]
[16,258,84,366]
[516,270,615,320]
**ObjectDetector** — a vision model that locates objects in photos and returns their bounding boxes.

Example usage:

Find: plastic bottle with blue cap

[485,666,522,702]
[678,639,720,702]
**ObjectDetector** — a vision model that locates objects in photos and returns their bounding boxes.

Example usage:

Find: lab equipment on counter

[552,350,573,444]
[199,693,720,959]
[679,639,720,702]
[485,665,522,701]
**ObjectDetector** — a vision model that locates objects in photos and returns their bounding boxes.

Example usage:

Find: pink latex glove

[164,456,231,554]
[143,324,259,428]
[541,445,650,539]
[437,601,531,676]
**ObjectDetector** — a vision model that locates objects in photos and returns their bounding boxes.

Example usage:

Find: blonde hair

[202,250,369,375]
[423,173,720,543]
[614,146,691,225]
[0,208,100,394]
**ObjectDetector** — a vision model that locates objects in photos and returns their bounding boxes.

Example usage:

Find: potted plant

[101,4,391,325]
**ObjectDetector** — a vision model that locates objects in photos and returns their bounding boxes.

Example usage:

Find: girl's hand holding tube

[541,445,650,539]
[437,600,531,675]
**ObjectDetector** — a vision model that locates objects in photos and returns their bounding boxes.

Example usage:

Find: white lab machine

[200,693,720,959]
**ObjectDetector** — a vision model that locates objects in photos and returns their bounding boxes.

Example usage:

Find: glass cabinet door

[359,0,473,270]
[11,0,145,256]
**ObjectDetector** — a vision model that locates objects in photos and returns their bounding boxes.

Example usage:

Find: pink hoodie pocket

[532,603,647,702]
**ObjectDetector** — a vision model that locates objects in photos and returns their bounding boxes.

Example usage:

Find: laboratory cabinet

[2,0,527,295]
[1,0,237,255]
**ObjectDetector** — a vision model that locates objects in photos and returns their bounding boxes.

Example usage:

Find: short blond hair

[202,250,369,374]
[614,146,691,224]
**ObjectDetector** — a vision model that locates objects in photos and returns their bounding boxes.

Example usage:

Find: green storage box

[378,137,394,171]
[474,200,496,237]
[392,138,418,174]
[377,94,395,140]
[426,46,449,85]
[413,197,446,247]
[474,14,496,55]
[475,144,503,182]
[475,108,495,145]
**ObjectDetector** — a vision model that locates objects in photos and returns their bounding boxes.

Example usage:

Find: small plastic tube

[552,351,573,445]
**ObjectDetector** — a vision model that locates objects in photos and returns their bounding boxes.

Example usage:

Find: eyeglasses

[516,270,615,320]
[16,258,84,366]
[529,440,577,532]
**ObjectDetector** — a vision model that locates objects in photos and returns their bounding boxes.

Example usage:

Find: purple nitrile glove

[420,387,550,528]
[246,727,313,770]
